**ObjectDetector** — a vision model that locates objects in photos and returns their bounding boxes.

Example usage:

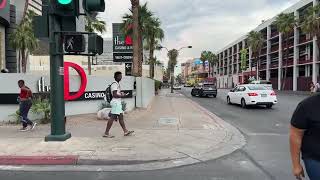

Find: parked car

[173,84,182,90]
[227,84,277,109]
[191,83,217,98]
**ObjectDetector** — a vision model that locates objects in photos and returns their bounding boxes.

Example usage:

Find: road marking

[247,133,287,136]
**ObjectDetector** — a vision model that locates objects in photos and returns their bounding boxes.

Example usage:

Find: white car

[227,84,278,109]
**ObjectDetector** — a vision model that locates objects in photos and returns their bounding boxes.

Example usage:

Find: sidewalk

[0,89,245,171]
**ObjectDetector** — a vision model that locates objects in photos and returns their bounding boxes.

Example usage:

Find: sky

[99,0,301,65]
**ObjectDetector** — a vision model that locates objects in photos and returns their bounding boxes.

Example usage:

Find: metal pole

[45,5,71,141]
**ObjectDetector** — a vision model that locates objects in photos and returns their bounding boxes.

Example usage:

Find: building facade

[0,0,42,73]
[216,0,320,91]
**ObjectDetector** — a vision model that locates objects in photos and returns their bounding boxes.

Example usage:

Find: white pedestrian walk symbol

[66,37,74,51]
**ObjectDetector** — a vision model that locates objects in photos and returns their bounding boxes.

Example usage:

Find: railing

[298,57,313,64]
[271,31,279,38]
[271,46,279,52]
[270,63,278,68]
[282,42,294,49]
[260,64,267,70]
[299,36,313,44]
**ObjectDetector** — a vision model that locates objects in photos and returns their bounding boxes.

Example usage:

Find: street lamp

[158,45,192,93]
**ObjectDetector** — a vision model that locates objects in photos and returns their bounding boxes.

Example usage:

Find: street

[0,88,308,180]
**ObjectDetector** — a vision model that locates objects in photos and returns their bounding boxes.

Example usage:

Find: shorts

[110,100,123,118]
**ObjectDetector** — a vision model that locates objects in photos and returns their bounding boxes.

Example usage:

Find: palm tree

[274,13,297,90]
[128,0,143,76]
[208,52,218,77]
[247,31,264,80]
[200,51,209,72]
[123,2,164,77]
[301,5,320,62]
[85,17,106,75]
[168,49,179,93]
[144,17,164,78]
[9,10,38,73]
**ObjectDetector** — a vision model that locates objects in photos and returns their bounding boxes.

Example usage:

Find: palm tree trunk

[171,70,174,93]
[282,36,289,90]
[18,50,21,73]
[88,56,92,75]
[208,62,211,77]
[256,54,260,80]
[131,0,141,77]
[149,38,155,78]
[21,49,26,73]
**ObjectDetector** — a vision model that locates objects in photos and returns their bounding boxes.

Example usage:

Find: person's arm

[290,126,305,179]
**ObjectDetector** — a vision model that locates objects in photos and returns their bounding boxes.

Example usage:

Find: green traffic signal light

[58,0,72,5]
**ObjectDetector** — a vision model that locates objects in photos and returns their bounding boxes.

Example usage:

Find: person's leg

[20,102,28,129]
[118,113,128,133]
[119,113,134,136]
[24,101,33,126]
[104,115,116,136]
[304,158,320,180]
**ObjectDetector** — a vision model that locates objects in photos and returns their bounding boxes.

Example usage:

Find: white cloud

[99,0,301,64]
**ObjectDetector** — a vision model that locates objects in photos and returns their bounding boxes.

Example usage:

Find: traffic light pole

[45,7,71,141]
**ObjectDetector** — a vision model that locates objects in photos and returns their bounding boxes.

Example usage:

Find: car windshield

[247,85,268,90]
[204,84,215,87]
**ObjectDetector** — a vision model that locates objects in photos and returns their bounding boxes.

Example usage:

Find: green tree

[247,31,264,80]
[240,48,248,83]
[168,49,179,93]
[9,10,38,73]
[274,13,297,90]
[207,52,218,77]
[144,17,164,78]
[123,0,146,76]
[85,17,106,75]
[200,51,209,71]
[301,5,320,62]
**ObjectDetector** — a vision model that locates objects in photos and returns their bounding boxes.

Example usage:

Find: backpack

[105,82,116,103]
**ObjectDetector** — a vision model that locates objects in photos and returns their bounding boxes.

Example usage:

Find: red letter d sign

[64,62,87,101]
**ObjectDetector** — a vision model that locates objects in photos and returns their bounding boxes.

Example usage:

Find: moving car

[249,80,273,90]
[191,83,217,98]
[227,84,277,108]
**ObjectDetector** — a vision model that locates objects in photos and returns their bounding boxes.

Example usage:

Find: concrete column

[313,37,319,83]
[305,65,308,77]
[227,49,230,77]
[223,51,226,77]
[278,33,283,90]
[236,43,240,75]
[267,25,271,81]
[249,47,252,75]
[293,10,299,91]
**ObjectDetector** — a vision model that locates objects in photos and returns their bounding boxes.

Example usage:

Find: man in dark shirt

[290,94,320,180]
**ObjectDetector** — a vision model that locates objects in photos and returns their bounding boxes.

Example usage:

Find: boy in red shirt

[18,80,36,131]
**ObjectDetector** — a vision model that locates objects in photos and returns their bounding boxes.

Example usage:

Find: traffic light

[64,34,86,53]
[88,34,103,55]
[83,0,105,18]
[52,0,79,17]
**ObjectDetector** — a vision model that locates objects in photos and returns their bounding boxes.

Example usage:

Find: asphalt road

[0,88,309,180]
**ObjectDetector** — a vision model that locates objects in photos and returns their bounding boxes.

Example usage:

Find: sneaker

[30,123,37,130]
[19,127,28,132]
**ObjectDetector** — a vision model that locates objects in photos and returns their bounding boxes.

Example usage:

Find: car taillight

[248,92,258,96]
[271,91,277,96]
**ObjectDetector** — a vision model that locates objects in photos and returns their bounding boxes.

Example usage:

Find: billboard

[112,23,133,62]
[0,0,10,26]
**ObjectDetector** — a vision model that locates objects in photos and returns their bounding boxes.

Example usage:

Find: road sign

[125,63,132,76]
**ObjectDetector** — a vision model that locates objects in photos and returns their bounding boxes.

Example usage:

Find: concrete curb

[0,93,246,172]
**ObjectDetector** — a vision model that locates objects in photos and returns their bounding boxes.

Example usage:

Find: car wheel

[266,104,273,109]
[213,95,217,98]
[191,90,195,97]
[241,98,247,109]
[227,96,231,104]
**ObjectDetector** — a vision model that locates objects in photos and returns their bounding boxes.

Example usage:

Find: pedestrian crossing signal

[64,34,86,53]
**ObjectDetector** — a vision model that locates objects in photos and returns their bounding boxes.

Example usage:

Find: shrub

[31,97,51,124]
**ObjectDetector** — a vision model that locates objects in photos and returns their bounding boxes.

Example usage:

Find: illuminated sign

[0,0,7,9]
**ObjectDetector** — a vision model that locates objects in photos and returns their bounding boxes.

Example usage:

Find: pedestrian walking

[18,80,37,131]
[315,81,320,92]
[290,93,320,180]
[309,82,315,95]
[103,72,134,138]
